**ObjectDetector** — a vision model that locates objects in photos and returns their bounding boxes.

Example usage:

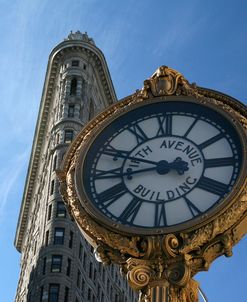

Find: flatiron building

[14,31,136,302]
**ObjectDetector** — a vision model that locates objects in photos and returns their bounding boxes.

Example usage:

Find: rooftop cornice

[14,35,117,252]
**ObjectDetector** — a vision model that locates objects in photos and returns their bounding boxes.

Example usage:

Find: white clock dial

[81,100,243,232]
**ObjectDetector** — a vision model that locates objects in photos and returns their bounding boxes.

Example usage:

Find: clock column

[124,236,200,302]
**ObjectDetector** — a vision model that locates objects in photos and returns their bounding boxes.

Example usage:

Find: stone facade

[15,31,137,302]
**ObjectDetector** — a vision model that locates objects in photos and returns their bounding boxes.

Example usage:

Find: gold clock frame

[58,66,247,302]
[74,95,246,236]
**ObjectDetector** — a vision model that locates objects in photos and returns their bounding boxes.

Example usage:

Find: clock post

[58,66,247,302]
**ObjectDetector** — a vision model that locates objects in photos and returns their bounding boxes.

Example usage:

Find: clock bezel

[74,95,247,235]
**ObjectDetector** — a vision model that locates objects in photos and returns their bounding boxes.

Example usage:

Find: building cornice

[14,37,117,252]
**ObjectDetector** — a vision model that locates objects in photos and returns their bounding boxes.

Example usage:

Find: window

[40,286,44,302]
[53,155,57,171]
[97,284,100,296]
[89,99,95,120]
[34,240,37,254]
[48,284,59,302]
[89,262,93,278]
[99,263,102,274]
[64,130,73,143]
[83,252,87,266]
[56,201,66,218]
[68,105,75,118]
[79,243,82,261]
[54,228,65,245]
[50,180,55,195]
[30,266,34,281]
[70,78,77,95]
[110,287,113,300]
[51,255,62,273]
[48,204,52,220]
[56,133,60,144]
[45,230,49,246]
[83,63,87,70]
[72,60,79,67]
[77,269,81,287]
[66,258,71,276]
[42,257,47,275]
[81,279,85,296]
[69,231,74,248]
[64,287,69,302]
[87,288,91,301]
[27,291,31,302]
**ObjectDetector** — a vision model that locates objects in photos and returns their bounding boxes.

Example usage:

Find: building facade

[14,31,136,302]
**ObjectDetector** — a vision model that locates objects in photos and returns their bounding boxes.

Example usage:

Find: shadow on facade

[20,242,136,302]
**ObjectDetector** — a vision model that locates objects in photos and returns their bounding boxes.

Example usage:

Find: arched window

[70,78,77,95]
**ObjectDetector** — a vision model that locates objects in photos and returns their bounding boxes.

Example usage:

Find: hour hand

[169,157,189,175]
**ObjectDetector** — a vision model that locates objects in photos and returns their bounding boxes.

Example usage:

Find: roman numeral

[97,182,127,207]
[119,197,142,224]
[154,203,167,227]
[204,157,235,168]
[198,133,225,150]
[128,124,148,144]
[94,167,122,179]
[184,197,202,217]
[156,115,172,136]
[101,145,129,160]
[183,118,198,138]
[196,176,228,196]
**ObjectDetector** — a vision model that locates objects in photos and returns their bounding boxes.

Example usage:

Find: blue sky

[0,0,246,301]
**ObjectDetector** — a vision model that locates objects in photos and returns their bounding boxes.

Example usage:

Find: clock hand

[125,158,189,179]
[95,166,158,180]
[105,147,189,172]
[124,167,158,179]
[103,148,159,165]
[95,158,189,180]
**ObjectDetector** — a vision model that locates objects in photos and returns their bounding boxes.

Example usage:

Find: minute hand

[103,149,158,165]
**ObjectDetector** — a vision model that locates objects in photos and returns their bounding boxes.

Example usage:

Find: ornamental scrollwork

[165,262,191,287]
[127,264,152,290]
[137,66,195,99]
[180,186,247,254]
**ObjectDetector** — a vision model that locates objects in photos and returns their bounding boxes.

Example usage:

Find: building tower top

[14,31,117,252]
[65,30,95,45]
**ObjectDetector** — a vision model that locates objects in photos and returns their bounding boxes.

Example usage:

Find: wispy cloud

[152,4,208,57]
[0,149,29,222]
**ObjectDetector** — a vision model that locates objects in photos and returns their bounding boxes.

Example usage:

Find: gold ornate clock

[58,66,247,302]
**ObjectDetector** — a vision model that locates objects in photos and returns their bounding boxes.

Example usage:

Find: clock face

[78,98,244,234]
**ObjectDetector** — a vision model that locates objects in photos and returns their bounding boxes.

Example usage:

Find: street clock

[59,66,247,302]
[76,97,245,235]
